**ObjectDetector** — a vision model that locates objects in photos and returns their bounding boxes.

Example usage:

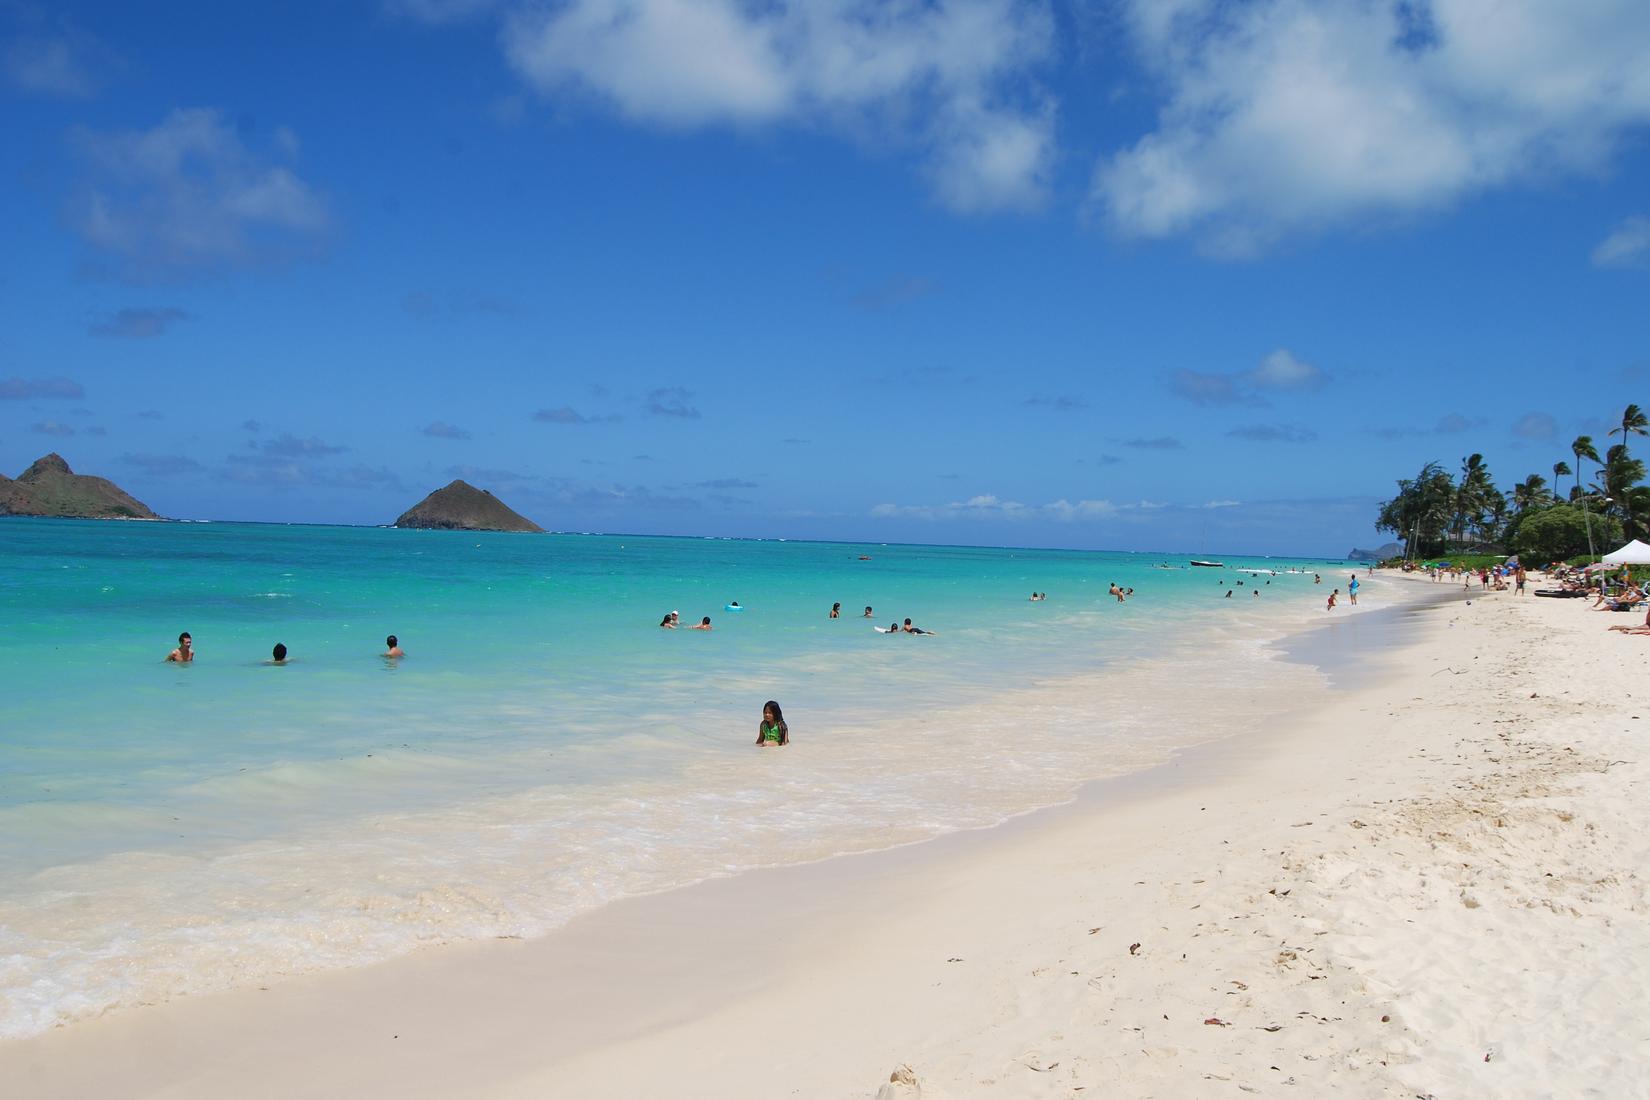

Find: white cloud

[68,108,329,278]
[500,0,1055,212]
[1593,215,1650,268]
[3,35,99,96]
[1170,347,1326,405]
[1248,348,1324,391]
[1095,0,1650,252]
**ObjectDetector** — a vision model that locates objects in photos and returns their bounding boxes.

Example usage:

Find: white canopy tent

[1601,539,1650,565]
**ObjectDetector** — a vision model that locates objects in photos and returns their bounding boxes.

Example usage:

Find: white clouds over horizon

[499,0,1056,212]
[1094,0,1650,254]
[869,494,1247,523]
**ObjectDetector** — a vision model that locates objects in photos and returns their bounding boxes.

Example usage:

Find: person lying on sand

[1608,607,1650,633]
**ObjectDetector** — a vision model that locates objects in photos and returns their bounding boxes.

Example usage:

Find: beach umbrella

[1602,539,1650,565]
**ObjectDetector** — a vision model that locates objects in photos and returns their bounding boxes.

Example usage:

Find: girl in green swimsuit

[755,700,789,747]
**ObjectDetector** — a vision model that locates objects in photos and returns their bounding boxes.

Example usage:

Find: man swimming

[166,632,194,662]
[270,643,289,664]
[690,616,713,631]
[384,634,405,658]
[902,618,934,635]
[863,605,874,618]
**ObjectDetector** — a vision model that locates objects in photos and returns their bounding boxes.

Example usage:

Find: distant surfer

[384,635,405,658]
[755,700,789,747]
[166,632,194,662]
[902,618,935,635]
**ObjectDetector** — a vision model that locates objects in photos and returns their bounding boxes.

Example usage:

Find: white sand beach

[4,573,1648,1098]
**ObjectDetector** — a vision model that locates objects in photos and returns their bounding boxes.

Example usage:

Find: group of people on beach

[165,633,405,663]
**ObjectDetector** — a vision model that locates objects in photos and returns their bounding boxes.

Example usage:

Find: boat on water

[1189,560,1225,567]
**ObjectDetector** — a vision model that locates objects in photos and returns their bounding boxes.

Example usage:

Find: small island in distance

[393,479,543,533]
[0,453,161,520]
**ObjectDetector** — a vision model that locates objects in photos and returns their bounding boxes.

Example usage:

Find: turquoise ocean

[0,519,1355,1038]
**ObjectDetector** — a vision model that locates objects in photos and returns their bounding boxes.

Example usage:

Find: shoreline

[0,572,1452,1095]
[12,571,1641,1096]
[0,558,1383,1045]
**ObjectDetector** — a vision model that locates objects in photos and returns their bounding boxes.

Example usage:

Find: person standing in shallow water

[756,700,789,747]
[166,632,193,662]
[384,635,405,658]
[830,602,841,618]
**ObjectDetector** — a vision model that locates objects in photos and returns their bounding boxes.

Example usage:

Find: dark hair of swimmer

[764,699,785,724]
[385,635,397,648]
[273,643,287,661]
[179,631,191,644]
[660,614,673,626]
[701,616,711,625]
[832,602,841,610]
[904,618,912,626]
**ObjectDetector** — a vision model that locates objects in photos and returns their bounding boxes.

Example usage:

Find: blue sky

[2,0,1648,555]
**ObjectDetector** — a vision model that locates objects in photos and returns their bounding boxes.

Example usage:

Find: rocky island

[0,453,161,520]
[393,479,543,532]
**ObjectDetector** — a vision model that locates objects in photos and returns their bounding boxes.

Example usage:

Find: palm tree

[1572,435,1600,501]
[1607,404,1649,520]
[1377,461,1454,558]
[1453,453,1496,547]
[1511,474,1548,515]
[1553,459,1572,499]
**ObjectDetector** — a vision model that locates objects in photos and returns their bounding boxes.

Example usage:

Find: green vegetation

[1376,404,1650,564]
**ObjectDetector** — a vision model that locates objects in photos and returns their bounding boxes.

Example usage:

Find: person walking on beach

[166,632,194,662]
[755,700,789,747]
[1516,566,1527,595]
[384,635,405,658]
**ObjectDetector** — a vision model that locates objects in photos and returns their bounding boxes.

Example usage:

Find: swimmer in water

[659,613,677,629]
[269,643,289,664]
[690,616,712,631]
[902,618,934,635]
[384,635,405,659]
[166,632,193,662]
[864,605,874,618]
[830,602,841,618]
[755,700,789,746]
